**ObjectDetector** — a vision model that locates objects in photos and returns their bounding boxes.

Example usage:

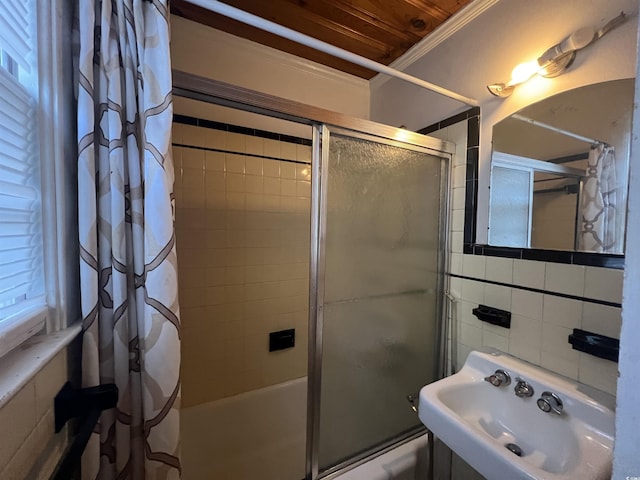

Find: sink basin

[418,349,614,480]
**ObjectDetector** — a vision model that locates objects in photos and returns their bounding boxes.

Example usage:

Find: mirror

[489,79,634,254]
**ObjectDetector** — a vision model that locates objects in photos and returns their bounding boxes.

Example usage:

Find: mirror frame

[418,107,625,270]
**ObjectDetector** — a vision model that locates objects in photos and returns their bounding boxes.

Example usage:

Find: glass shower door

[313,127,447,474]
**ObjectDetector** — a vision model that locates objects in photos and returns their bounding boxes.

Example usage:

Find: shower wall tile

[281,142,298,161]
[175,123,311,408]
[203,129,226,150]
[205,151,225,171]
[264,139,281,158]
[296,144,312,163]
[245,136,264,156]
[172,123,185,144]
[245,156,263,175]
[182,125,208,148]
[226,132,246,153]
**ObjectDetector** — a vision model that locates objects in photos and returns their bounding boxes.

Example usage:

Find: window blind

[0,0,44,320]
[0,0,32,74]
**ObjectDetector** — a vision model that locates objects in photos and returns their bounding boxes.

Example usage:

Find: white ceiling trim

[370,0,500,91]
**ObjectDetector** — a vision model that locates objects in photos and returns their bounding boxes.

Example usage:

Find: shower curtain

[579,143,617,252]
[77,0,181,478]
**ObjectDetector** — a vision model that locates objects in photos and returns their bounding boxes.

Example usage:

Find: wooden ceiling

[171,0,473,79]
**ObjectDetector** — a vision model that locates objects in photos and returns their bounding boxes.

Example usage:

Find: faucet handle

[484,369,511,387]
[537,391,563,415]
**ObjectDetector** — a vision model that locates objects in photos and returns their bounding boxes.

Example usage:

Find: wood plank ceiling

[170,0,473,79]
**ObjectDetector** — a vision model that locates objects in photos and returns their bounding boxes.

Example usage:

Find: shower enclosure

[174,71,453,480]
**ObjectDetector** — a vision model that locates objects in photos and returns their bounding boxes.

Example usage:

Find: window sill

[0,323,82,409]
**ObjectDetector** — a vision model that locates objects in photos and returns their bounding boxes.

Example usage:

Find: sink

[418,349,614,480]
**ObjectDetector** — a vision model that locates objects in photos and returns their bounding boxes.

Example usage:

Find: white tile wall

[544,263,585,297]
[452,258,621,395]
[441,119,621,397]
[174,122,312,407]
[513,259,546,289]
[485,257,513,284]
[0,348,69,479]
[462,255,486,279]
[584,266,624,303]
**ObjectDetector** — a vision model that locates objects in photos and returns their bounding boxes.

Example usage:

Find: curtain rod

[512,114,607,146]
[183,0,479,108]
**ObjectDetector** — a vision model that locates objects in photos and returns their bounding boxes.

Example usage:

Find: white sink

[418,349,615,480]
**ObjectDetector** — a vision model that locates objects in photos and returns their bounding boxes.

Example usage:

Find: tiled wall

[172,118,312,408]
[431,118,621,397]
[0,347,70,479]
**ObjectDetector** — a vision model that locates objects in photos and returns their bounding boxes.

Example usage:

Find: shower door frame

[310,124,452,480]
[172,70,455,480]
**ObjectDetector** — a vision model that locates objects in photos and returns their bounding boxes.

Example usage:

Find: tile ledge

[0,323,81,410]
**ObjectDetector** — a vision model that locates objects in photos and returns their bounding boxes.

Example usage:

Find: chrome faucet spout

[514,377,534,397]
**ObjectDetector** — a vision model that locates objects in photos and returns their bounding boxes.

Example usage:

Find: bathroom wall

[0,339,77,479]
[171,15,370,120]
[370,0,637,240]
[430,118,621,396]
[172,116,312,408]
[368,0,632,397]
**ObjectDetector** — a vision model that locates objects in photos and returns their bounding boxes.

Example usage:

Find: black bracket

[269,328,295,352]
[54,382,119,433]
[472,304,511,329]
[568,329,619,362]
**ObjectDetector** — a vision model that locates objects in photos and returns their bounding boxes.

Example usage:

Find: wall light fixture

[487,12,628,98]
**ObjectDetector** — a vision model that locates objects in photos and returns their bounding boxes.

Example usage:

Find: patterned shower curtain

[579,143,618,252]
[77,0,181,478]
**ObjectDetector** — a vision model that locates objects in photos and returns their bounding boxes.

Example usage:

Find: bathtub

[181,377,308,480]
[333,435,430,480]
[181,376,431,480]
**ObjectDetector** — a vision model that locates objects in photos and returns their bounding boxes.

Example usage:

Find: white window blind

[0,0,45,327]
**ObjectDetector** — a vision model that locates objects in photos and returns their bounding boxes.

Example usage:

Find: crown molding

[370,0,500,91]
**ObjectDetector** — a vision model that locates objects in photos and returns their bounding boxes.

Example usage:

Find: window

[0,0,57,358]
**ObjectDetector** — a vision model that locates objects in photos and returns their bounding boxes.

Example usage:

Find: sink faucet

[514,377,534,397]
[484,369,511,387]
[537,391,564,415]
